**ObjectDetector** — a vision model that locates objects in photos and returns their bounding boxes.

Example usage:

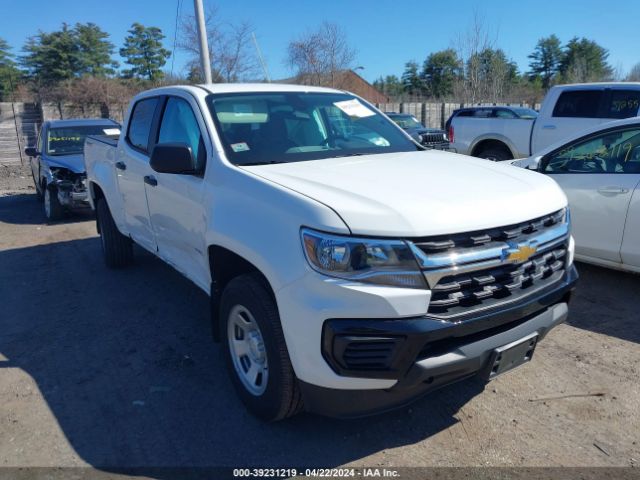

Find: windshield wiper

[237,160,283,166]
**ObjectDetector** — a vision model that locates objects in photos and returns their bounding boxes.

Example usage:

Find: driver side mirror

[25,147,40,157]
[150,143,198,175]
[524,155,543,171]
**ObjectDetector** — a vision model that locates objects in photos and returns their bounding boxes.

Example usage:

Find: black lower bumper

[302,266,578,418]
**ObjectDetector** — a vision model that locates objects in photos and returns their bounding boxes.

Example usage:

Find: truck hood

[242,150,567,237]
[43,153,85,174]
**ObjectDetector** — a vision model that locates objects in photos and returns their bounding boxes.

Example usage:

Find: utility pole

[193,0,212,84]
[252,32,271,83]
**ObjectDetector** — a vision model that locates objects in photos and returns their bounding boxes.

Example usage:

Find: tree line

[0,22,175,103]
[374,23,640,103]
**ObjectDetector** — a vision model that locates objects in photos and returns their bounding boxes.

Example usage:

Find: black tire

[477,147,512,161]
[97,198,133,268]
[221,273,303,421]
[43,185,63,221]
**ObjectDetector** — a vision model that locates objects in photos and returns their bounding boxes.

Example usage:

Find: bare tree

[453,12,493,104]
[626,63,640,82]
[178,5,260,82]
[287,22,356,88]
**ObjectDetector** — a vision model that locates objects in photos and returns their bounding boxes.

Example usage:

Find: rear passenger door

[143,95,211,290]
[117,97,161,253]
[533,89,606,152]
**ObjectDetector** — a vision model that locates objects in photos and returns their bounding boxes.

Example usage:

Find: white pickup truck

[450,83,640,160]
[84,84,577,420]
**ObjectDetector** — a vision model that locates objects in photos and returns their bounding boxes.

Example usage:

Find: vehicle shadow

[0,236,484,475]
[0,192,94,225]
[569,262,640,344]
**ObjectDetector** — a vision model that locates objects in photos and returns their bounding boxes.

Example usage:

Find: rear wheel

[221,273,303,421]
[97,198,133,268]
[43,185,63,221]
[477,147,512,161]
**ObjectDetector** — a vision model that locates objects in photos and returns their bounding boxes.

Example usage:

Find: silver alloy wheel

[227,304,268,396]
[44,188,51,218]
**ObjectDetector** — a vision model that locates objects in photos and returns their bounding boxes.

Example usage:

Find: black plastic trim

[321,266,578,380]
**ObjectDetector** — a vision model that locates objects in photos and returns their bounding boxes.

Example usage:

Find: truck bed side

[451,117,534,159]
[84,135,128,234]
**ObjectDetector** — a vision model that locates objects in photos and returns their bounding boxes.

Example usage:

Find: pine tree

[527,35,562,89]
[75,23,118,76]
[120,23,171,82]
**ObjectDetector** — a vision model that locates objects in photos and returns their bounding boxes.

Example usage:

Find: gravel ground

[0,177,639,476]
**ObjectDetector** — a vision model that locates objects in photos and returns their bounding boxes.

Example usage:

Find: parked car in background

[385,112,450,150]
[25,119,120,221]
[84,83,577,421]
[445,106,537,135]
[450,83,640,161]
[511,117,640,273]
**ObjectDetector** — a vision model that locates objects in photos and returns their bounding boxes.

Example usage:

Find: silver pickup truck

[449,83,640,160]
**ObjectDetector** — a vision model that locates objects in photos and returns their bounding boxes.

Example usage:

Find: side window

[552,90,603,118]
[495,109,517,119]
[543,128,640,174]
[471,109,492,118]
[127,98,159,152]
[605,90,640,119]
[158,97,206,169]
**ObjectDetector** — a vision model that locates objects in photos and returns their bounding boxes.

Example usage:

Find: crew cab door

[143,95,210,290]
[116,97,161,253]
[532,89,606,153]
[541,125,640,263]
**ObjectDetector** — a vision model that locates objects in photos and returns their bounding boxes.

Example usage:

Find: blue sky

[2,0,639,82]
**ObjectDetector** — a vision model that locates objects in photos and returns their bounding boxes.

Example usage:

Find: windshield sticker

[231,142,250,152]
[103,128,121,135]
[333,99,375,118]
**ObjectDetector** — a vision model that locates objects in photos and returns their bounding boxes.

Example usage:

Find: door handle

[597,186,629,195]
[542,125,556,130]
[144,175,158,187]
[115,161,127,171]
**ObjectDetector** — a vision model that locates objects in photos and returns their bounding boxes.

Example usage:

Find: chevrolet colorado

[84,84,577,421]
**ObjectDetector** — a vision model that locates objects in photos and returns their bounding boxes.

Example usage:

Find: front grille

[411,209,569,319]
[414,210,566,253]
[333,336,400,371]
[428,245,566,316]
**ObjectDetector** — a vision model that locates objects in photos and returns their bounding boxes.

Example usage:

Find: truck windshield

[47,125,116,156]
[206,92,420,165]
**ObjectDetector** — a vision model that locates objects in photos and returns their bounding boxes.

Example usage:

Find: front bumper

[300,266,577,418]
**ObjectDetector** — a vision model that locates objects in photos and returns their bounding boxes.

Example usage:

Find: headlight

[301,228,427,289]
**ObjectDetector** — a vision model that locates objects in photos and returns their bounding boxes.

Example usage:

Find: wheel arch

[208,244,277,342]
[470,135,517,159]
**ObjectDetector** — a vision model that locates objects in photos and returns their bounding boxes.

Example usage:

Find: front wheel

[43,185,63,221]
[221,273,303,421]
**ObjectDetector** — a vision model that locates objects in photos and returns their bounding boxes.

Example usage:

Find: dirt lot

[0,164,639,475]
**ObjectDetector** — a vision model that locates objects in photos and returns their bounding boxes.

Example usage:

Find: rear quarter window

[605,90,640,119]
[127,97,159,152]
[552,90,603,118]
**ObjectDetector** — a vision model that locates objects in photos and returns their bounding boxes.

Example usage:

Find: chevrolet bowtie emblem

[502,242,538,263]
